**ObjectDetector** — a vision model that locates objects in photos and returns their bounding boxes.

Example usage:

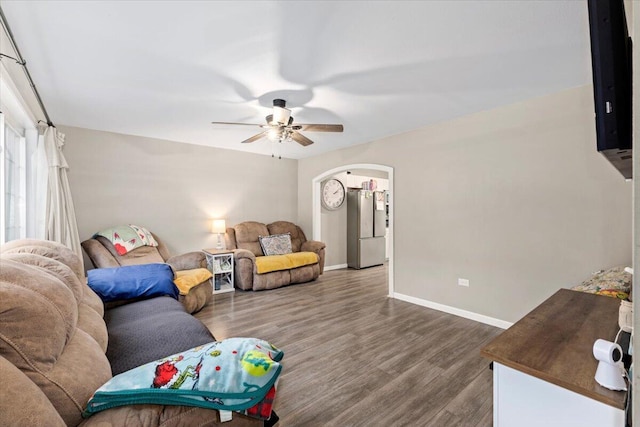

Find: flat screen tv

[587,0,632,179]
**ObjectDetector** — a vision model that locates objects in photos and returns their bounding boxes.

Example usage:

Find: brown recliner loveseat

[225,221,325,291]
[81,230,212,313]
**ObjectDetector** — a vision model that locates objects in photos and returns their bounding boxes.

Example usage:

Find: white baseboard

[324,263,348,271]
[392,292,513,330]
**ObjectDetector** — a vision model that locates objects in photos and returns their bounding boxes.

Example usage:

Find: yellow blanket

[255,252,319,274]
[173,268,212,295]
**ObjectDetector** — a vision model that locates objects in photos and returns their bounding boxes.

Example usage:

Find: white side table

[202,249,235,294]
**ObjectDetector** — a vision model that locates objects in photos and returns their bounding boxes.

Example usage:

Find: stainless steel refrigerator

[347,190,386,269]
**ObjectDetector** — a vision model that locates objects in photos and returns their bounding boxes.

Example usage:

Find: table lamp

[211,219,226,249]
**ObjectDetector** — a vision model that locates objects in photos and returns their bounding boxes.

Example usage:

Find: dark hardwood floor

[195,265,501,426]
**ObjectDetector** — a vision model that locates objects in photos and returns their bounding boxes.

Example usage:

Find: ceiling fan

[211,99,343,146]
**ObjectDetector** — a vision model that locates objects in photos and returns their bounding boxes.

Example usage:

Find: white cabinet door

[494,363,624,427]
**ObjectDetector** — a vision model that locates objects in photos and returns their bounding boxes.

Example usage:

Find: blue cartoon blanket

[84,338,283,418]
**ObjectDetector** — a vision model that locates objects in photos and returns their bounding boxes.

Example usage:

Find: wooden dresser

[481,289,627,427]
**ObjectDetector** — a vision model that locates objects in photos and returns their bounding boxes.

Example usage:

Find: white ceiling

[1,1,591,159]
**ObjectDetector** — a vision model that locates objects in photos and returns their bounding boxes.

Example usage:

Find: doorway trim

[312,164,394,297]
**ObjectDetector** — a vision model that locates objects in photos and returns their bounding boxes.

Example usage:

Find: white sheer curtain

[42,126,82,260]
[32,125,48,238]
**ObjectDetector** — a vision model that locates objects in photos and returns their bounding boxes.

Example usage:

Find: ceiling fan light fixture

[267,128,281,141]
[272,106,291,125]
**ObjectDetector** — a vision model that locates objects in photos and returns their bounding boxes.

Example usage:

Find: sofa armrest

[232,249,256,291]
[301,240,325,253]
[166,251,206,271]
[301,240,325,275]
[233,248,256,261]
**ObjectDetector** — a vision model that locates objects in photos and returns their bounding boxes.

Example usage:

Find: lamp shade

[211,219,226,234]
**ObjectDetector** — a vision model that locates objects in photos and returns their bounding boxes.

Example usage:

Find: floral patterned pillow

[259,233,292,256]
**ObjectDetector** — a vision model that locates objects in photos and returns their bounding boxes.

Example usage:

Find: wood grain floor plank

[429,368,494,427]
[195,265,500,426]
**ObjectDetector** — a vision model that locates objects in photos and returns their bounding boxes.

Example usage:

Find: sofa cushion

[0,355,66,427]
[259,233,292,256]
[234,221,270,256]
[82,284,105,317]
[105,296,215,375]
[252,269,291,291]
[0,260,78,369]
[77,302,109,352]
[291,263,321,283]
[1,238,85,283]
[2,252,85,303]
[255,252,319,274]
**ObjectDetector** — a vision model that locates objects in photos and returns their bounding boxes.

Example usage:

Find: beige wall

[321,171,348,267]
[61,126,298,263]
[298,85,632,323]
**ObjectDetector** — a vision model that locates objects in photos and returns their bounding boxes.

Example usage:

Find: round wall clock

[321,178,346,210]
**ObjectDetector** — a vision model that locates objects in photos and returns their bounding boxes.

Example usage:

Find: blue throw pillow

[87,263,178,303]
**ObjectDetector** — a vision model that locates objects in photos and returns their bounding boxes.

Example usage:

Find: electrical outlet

[458,278,469,287]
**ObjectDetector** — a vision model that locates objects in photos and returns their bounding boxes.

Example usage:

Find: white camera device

[593,339,627,391]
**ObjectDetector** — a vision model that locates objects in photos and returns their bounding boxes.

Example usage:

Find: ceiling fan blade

[290,131,314,146]
[297,124,344,132]
[211,121,263,127]
[241,131,269,144]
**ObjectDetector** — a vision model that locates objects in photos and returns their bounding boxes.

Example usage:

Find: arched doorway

[312,164,394,296]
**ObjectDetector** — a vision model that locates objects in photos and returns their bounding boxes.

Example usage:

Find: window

[0,115,27,242]
[0,67,44,244]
